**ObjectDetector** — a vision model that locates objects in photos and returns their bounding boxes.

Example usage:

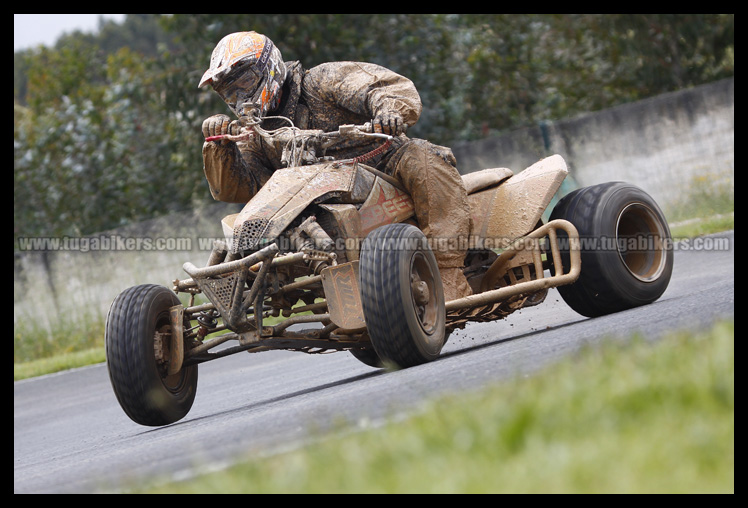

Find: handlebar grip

[205,131,252,143]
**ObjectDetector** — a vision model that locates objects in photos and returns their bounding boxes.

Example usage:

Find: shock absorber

[289,216,337,274]
[299,215,335,252]
[196,309,219,340]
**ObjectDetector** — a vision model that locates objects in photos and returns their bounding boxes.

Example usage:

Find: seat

[461,167,513,195]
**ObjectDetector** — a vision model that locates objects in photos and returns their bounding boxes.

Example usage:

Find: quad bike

[105,117,674,426]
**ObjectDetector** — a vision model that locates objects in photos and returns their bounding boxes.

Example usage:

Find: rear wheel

[359,224,446,368]
[105,284,197,426]
[550,182,673,317]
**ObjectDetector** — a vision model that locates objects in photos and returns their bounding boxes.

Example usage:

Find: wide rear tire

[550,182,673,317]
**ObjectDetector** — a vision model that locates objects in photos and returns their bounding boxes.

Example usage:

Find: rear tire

[105,284,197,426]
[550,182,673,317]
[359,224,447,368]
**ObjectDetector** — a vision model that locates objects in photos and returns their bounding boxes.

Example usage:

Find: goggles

[212,63,267,116]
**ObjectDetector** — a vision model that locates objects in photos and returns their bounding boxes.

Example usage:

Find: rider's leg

[384,139,473,301]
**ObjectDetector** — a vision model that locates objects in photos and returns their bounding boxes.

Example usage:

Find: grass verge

[14,347,106,380]
[135,319,734,493]
[669,212,733,240]
[14,315,105,381]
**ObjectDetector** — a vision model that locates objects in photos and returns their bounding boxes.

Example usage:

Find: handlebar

[204,119,397,168]
[204,122,393,144]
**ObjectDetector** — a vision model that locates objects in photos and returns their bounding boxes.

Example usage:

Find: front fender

[226,162,358,252]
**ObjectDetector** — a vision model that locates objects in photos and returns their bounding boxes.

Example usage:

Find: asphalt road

[14,231,734,493]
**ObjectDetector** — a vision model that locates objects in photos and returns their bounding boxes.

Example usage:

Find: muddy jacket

[203,61,423,203]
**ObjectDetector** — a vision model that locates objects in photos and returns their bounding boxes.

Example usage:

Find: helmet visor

[212,63,266,115]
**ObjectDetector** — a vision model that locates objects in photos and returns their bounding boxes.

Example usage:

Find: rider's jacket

[202,61,423,203]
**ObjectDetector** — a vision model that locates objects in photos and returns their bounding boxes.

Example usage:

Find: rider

[199,31,473,301]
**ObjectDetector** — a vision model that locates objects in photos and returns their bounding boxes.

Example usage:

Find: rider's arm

[202,139,274,203]
[304,62,423,130]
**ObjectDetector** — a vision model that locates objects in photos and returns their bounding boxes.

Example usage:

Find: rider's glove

[202,114,232,144]
[372,112,407,136]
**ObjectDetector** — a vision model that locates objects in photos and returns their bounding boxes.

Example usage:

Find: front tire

[105,284,198,426]
[349,346,385,368]
[359,224,447,368]
[550,182,673,317]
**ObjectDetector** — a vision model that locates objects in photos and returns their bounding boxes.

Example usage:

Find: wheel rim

[409,252,439,336]
[615,202,668,282]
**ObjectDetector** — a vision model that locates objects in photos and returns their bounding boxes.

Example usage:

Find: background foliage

[14,14,734,243]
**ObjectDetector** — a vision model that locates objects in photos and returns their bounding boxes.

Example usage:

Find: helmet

[198,31,287,117]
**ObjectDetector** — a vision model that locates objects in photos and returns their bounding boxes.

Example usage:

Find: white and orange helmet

[198,31,287,117]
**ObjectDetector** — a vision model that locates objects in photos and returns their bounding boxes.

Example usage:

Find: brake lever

[338,123,393,141]
[205,129,253,143]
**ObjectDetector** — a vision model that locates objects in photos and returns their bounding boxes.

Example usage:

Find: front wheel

[550,182,673,317]
[349,346,385,368]
[359,224,447,368]
[105,284,198,426]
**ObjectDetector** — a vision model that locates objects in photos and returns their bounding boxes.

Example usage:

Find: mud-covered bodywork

[468,154,568,242]
[223,161,367,253]
[222,159,416,255]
